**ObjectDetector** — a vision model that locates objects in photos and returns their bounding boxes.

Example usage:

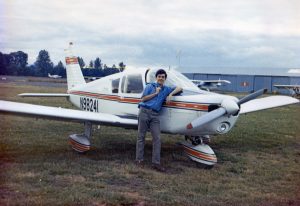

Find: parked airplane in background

[274,84,300,98]
[192,79,231,91]
[48,73,62,79]
[84,76,101,81]
[0,43,299,167]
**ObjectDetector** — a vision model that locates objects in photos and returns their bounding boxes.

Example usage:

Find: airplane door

[119,74,144,116]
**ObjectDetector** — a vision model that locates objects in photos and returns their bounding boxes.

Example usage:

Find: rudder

[65,42,86,90]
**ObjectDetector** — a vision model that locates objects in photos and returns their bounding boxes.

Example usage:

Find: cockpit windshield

[146,69,199,90]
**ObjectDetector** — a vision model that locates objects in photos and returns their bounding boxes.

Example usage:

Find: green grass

[0,79,300,205]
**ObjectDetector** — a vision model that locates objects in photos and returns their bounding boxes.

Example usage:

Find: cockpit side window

[146,69,199,90]
[111,78,120,93]
[121,74,144,94]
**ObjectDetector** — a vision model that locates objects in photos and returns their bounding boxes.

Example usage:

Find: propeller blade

[237,88,267,105]
[187,107,226,129]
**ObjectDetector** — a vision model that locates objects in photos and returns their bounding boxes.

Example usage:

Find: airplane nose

[221,98,239,115]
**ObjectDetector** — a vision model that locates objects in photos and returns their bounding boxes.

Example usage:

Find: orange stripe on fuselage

[69,90,209,111]
[165,101,208,111]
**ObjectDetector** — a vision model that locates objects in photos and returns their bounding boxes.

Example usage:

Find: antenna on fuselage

[176,49,182,69]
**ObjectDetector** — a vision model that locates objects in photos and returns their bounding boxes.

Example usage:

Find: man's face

[156,74,166,85]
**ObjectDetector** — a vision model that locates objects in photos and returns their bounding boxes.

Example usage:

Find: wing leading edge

[0,100,137,128]
[18,93,70,97]
[240,96,299,114]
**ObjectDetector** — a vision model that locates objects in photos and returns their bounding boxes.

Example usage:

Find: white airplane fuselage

[66,69,239,136]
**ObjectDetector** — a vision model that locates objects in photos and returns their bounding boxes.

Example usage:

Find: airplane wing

[273,85,300,89]
[0,100,137,127]
[240,96,299,114]
[19,93,70,97]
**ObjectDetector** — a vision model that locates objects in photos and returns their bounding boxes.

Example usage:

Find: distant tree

[9,51,28,67]
[110,66,120,75]
[53,61,66,77]
[78,57,85,68]
[27,65,37,76]
[103,64,120,76]
[89,60,94,68]
[6,51,28,75]
[34,50,54,77]
[119,62,126,72]
[0,52,10,75]
[94,57,102,70]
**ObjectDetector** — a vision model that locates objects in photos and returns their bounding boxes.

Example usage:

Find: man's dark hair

[155,69,167,79]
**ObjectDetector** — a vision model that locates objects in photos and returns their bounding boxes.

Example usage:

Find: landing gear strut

[69,121,92,153]
[185,135,211,145]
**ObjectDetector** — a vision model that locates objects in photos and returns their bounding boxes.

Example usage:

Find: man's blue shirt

[138,83,175,112]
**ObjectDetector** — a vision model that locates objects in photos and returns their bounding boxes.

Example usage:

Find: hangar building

[183,72,300,95]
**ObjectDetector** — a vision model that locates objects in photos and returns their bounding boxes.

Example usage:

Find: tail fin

[65,42,86,90]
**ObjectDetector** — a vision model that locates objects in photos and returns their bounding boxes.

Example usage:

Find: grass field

[0,79,299,206]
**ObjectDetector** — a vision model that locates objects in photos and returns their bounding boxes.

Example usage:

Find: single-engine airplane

[48,73,62,79]
[273,84,300,98]
[192,79,231,91]
[0,43,299,166]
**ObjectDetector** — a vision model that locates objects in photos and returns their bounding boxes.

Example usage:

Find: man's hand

[142,86,160,102]
[166,87,182,104]
[155,87,161,94]
[166,95,172,104]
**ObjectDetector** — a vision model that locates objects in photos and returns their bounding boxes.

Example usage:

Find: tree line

[0,50,126,78]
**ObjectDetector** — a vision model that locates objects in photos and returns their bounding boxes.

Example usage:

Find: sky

[1,0,300,74]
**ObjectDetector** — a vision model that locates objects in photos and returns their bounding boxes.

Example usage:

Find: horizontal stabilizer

[19,93,70,97]
[0,100,137,127]
[240,96,299,114]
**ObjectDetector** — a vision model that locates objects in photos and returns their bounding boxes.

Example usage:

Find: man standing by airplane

[136,69,182,172]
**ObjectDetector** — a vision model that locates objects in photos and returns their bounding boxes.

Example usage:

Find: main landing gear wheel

[69,121,92,153]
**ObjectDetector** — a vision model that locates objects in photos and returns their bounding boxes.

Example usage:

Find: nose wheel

[181,135,216,166]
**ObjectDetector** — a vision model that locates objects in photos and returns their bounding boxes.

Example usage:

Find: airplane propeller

[186,88,267,129]
[237,88,267,105]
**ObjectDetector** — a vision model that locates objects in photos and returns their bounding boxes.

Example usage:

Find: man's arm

[141,87,161,102]
[166,87,182,103]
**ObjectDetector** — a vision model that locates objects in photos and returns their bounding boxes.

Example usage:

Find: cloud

[1,0,300,73]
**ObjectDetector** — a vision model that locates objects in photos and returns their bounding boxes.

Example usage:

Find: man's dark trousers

[136,107,161,164]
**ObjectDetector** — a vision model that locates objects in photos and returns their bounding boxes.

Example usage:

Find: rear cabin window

[112,78,120,93]
[121,74,144,93]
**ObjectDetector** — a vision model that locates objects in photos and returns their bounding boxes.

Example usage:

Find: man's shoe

[151,163,166,173]
[135,160,144,168]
